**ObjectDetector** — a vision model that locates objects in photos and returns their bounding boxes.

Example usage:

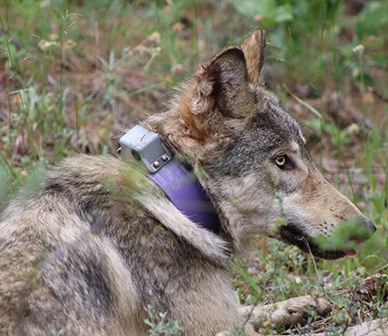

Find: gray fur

[0,31,375,335]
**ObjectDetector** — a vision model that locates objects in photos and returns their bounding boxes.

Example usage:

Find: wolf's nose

[347,217,376,243]
[365,219,377,233]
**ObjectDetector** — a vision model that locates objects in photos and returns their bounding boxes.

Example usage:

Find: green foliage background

[0,0,387,333]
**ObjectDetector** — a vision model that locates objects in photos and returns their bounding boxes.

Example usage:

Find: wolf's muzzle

[280,217,377,260]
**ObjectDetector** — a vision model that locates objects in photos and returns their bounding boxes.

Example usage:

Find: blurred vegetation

[0,0,387,334]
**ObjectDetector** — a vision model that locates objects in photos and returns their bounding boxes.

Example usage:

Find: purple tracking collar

[147,160,220,233]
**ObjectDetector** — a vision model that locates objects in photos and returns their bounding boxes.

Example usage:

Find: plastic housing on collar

[119,126,220,233]
[119,125,172,173]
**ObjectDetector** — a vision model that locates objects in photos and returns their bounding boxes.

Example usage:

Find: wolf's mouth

[279,224,356,260]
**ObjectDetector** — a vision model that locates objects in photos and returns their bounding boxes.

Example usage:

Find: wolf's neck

[142,112,238,252]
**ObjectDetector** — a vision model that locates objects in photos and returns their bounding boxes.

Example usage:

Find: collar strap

[119,126,220,233]
[147,160,220,233]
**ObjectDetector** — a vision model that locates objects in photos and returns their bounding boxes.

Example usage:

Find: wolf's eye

[275,155,287,168]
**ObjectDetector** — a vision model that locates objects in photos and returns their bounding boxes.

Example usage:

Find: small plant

[51,328,64,336]
[144,305,183,336]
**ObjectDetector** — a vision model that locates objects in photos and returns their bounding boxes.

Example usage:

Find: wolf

[0,30,376,336]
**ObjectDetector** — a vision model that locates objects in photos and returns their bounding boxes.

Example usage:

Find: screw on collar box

[119,125,172,173]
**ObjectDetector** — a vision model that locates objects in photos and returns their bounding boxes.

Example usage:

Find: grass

[0,0,387,334]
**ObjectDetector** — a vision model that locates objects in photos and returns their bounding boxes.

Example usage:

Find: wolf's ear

[177,36,265,140]
[184,47,253,121]
[241,30,266,85]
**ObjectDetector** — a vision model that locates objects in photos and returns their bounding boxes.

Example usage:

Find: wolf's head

[146,30,376,259]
